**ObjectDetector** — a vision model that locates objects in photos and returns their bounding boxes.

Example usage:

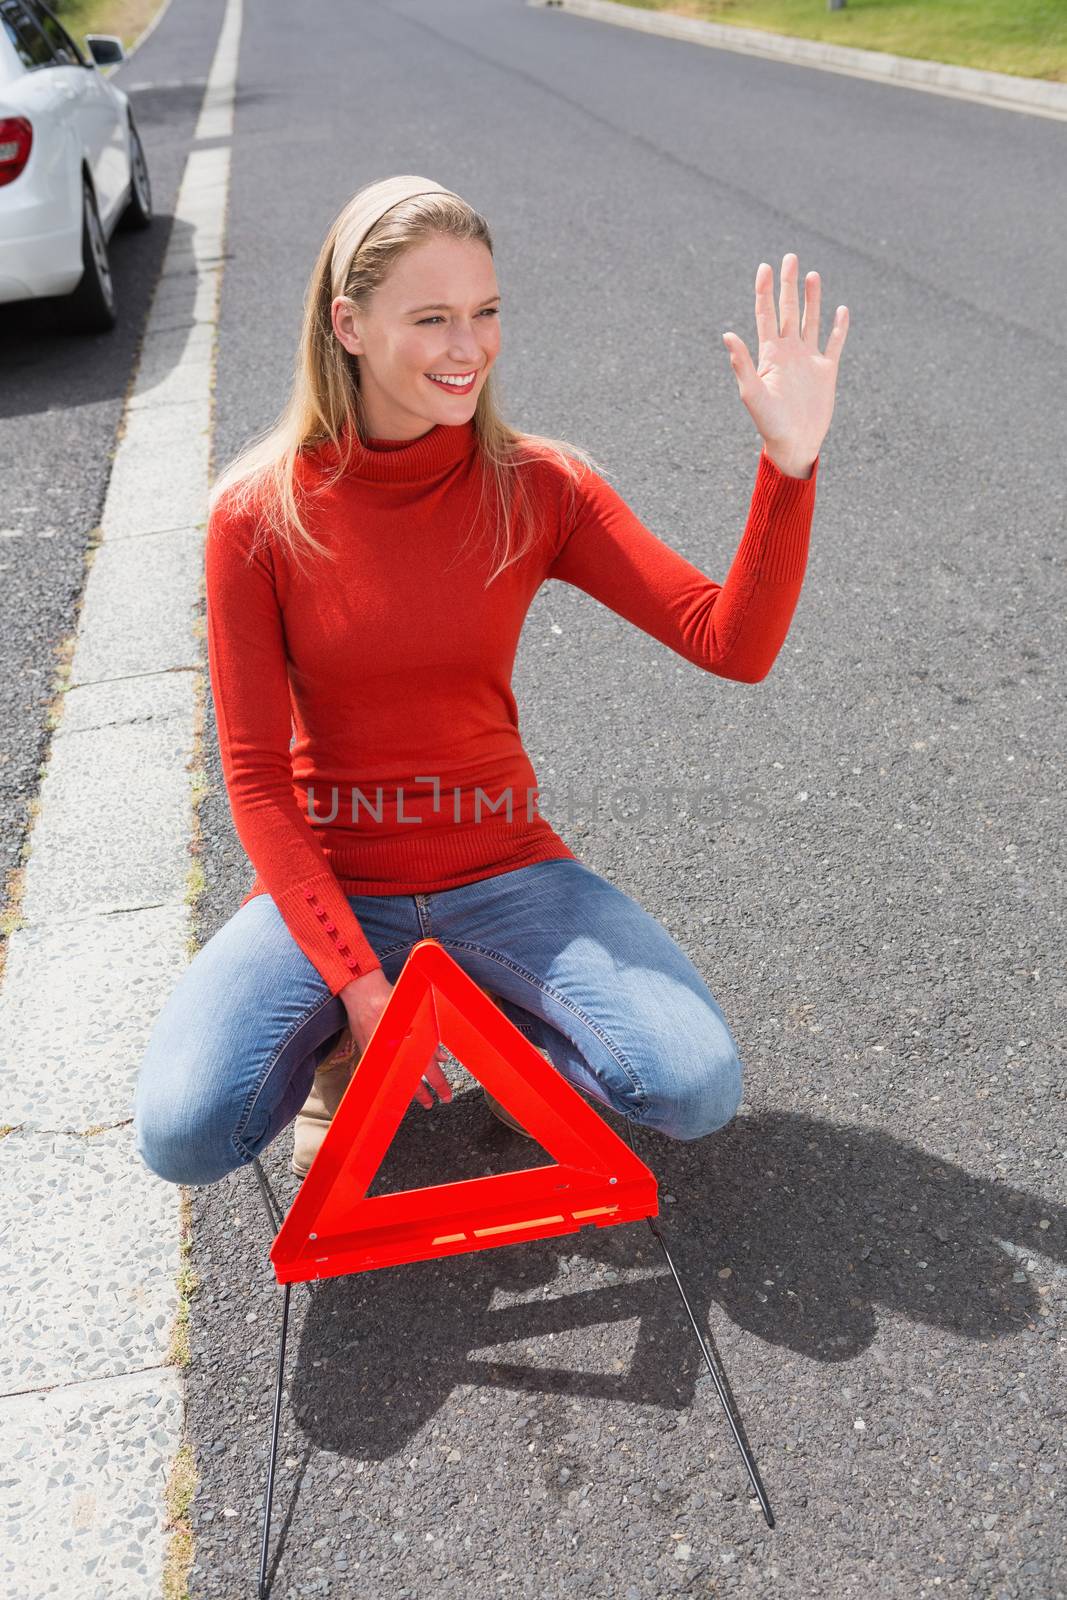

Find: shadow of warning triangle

[270,938,658,1283]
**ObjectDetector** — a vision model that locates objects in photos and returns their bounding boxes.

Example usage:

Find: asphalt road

[5,0,1065,1595]
[0,0,214,906]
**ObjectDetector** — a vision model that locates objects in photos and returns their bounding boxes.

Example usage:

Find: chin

[426,394,478,412]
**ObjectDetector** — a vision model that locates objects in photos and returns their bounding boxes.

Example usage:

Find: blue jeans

[132,858,743,1186]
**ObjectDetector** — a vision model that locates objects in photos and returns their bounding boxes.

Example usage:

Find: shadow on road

[233,1106,1063,1460]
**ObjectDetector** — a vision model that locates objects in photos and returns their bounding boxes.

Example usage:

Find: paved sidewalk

[531,0,1067,120]
[0,2,240,1594]
[3,0,1062,1594]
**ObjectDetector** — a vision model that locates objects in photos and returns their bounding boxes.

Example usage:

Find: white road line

[0,2,243,1595]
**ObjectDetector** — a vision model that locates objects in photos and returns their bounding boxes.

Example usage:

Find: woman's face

[332,235,501,441]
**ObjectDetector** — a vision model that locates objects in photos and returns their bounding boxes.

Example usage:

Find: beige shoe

[483,1086,538,1137]
[290,982,514,1176]
[290,1032,362,1178]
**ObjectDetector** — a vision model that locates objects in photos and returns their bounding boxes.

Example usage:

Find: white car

[0,0,152,332]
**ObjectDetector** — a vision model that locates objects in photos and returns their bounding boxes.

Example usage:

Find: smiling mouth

[425,370,479,393]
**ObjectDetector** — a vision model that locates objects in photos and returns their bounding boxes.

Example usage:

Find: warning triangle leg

[618,1121,774,1527]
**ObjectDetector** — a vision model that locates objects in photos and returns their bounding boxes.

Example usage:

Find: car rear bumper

[0,197,82,303]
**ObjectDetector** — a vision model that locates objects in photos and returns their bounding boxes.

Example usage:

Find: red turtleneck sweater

[204,419,819,995]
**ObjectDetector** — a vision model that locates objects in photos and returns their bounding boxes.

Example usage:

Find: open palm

[723,253,849,472]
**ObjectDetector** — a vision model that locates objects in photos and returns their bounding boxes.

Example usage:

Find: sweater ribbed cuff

[276,870,383,996]
[730,449,819,585]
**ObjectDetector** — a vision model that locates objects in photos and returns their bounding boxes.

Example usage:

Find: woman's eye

[418,309,500,325]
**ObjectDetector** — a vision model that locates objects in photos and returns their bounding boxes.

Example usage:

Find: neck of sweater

[313,414,477,484]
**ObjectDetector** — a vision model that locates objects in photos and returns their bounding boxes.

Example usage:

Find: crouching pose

[132,174,847,1186]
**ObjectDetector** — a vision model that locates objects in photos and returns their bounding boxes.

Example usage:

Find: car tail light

[0,117,33,187]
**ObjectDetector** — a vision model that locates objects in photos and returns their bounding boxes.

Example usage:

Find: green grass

[614,0,1067,82]
[47,0,163,57]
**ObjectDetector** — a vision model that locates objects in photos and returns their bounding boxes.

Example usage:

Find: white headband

[330,176,462,299]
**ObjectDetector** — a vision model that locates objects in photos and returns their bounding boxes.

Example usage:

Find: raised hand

[722,253,849,477]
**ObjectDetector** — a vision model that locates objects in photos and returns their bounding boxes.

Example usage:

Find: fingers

[778,252,800,340]
[752,255,846,358]
[753,261,777,348]
[826,303,850,362]
[413,1049,453,1109]
[722,330,756,391]
[335,1027,361,1065]
[430,1052,452,1101]
[801,269,821,346]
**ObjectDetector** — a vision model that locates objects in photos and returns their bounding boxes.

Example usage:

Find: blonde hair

[207,175,601,586]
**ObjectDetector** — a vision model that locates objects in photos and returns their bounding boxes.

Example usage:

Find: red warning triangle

[270,938,658,1283]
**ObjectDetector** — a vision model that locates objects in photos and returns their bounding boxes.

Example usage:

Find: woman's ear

[331,296,363,357]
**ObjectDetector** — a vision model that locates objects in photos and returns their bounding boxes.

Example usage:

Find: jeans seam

[232,992,336,1161]
[368,937,538,1044]
[414,894,432,938]
[443,938,648,1106]
[373,936,536,1039]
[372,941,415,967]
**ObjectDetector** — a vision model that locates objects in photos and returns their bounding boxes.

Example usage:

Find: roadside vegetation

[47,0,163,56]
[618,0,1066,82]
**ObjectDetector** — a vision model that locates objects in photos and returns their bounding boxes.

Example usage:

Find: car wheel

[117,114,152,231]
[57,177,117,333]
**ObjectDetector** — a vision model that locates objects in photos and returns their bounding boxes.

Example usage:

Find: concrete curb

[529,0,1067,121]
[0,0,243,1594]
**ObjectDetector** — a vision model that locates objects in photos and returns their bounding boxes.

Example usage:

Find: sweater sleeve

[546,446,819,683]
[204,499,383,994]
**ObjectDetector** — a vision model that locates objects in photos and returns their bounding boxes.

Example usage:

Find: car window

[0,0,55,68]
[26,0,85,64]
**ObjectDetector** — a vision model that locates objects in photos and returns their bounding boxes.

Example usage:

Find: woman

[133,174,848,1187]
